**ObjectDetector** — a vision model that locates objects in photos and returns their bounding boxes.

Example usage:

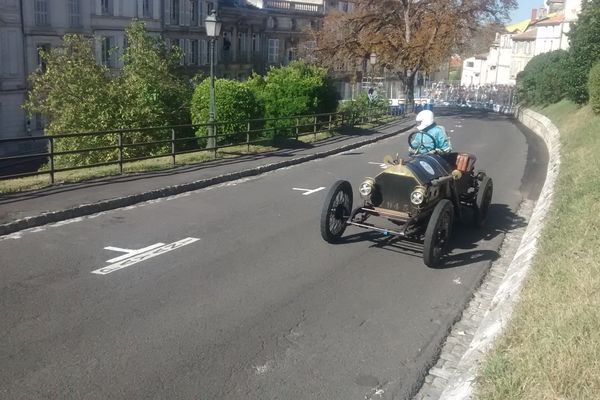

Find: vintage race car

[320,130,493,267]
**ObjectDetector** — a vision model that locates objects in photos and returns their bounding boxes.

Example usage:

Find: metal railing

[0,108,402,184]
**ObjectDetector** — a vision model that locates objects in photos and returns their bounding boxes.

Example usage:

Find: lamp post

[205,10,222,150]
[368,53,377,121]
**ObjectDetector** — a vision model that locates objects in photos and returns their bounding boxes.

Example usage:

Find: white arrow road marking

[450,129,455,133]
[104,243,166,263]
[92,237,200,275]
[368,162,388,169]
[292,187,325,196]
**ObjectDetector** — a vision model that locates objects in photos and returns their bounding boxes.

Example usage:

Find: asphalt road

[0,111,541,399]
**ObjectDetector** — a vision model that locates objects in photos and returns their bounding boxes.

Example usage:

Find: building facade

[461,0,582,87]
[0,0,330,156]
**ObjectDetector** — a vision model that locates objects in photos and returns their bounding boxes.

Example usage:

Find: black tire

[423,199,454,267]
[474,176,493,228]
[320,180,353,243]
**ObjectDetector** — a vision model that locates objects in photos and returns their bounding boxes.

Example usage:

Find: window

[68,0,81,27]
[191,39,198,65]
[338,1,349,12]
[101,36,113,66]
[171,0,180,25]
[143,0,153,18]
[268,38,279,63]
[466,61,474,68]
[190,0,198,26]
[252,34,260,53]
[37,43,51,72]
[34,0,48,26]
[100,0,112,15]
[287,48,296,63]
[206,2,214,14]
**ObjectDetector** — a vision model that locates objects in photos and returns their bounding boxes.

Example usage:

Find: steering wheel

[408,131,437,154]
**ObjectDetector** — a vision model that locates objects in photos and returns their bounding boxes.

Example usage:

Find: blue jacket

[410,123,452,154]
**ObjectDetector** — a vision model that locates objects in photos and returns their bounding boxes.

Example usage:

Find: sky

[510,0,546,22]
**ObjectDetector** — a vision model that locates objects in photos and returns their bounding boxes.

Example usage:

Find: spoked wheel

[423,199,454,267]
[320,180,353,243]
[474,176,493,228]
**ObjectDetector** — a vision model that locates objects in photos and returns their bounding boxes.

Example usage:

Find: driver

[409,110,452,155]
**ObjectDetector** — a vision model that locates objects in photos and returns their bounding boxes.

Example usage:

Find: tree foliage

[312,0,516,108]
[191,78,261,144]
[24,21,192,167]
[588,61,600,114]
[246,62,338,138]
[565,0,600,104]
[24,34,120,166]
[118,21,191,128]
[517,50,571,106]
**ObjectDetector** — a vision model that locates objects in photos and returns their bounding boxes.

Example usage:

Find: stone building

[0,0,331,157]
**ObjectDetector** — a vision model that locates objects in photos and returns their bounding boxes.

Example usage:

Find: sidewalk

[0,118,414,236]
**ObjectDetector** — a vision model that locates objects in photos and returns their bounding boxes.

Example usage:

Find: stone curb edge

[436,107,562,399]
[0,120,414,237]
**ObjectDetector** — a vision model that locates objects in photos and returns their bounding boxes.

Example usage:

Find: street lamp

[205,10,222,150]
[369,52,377,88]
[368,53,377,121]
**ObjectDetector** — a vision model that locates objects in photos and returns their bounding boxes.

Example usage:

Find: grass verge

[477,100,600,399]
[0,116,399,195]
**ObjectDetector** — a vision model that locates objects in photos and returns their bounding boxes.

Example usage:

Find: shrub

[589,61,600,114]
[517,50,570,106]
[338,92,390,122]
[247,62,338,138]
[191,78,262,144]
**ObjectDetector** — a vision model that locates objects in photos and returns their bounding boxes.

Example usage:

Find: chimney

[531,8,538,21]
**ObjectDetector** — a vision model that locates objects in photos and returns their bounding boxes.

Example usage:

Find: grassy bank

[477,100,600,399]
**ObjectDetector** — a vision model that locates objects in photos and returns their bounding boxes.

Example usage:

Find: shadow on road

[335,202,527,269]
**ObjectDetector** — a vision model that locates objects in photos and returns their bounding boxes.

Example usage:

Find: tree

[23,34,120,166]
[566,0,600,104]
[118,21,191,129]
[588,61,600,114]
[24,22,194,167]
[312,0,516,110]
[116,21,193,155]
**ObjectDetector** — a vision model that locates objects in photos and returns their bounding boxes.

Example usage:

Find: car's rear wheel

[320,180,353,243]
[423,199,454,267]
[474,176,493,228]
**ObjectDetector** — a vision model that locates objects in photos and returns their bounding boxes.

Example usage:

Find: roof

[475,53,488,60]
[506,18,531,34]
[534,14,565,26]
[512,28,537,41]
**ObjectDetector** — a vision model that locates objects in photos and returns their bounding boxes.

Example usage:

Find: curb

[415,107,560,399]
[0,120,414,237]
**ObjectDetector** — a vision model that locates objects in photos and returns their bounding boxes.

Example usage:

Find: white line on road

[292,187,325,196]
[92,237,200,275]
[105,243,165,263]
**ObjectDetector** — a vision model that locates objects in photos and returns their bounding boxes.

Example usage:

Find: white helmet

[416,110,434,131]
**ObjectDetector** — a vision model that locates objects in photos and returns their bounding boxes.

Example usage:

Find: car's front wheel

[423,199,454,267]
[320,180,353,243]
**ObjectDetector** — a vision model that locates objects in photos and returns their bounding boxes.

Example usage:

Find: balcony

[263,0,323,13]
